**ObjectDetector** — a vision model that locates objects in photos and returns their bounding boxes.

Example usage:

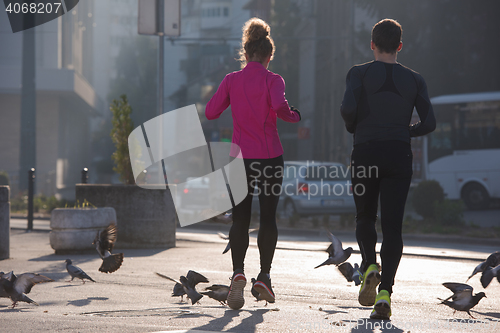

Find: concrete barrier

[50,207,116,254]
[0,186,9,260]
[75,184,176,249]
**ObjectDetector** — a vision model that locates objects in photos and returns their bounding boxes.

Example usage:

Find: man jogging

[340,18,436,319]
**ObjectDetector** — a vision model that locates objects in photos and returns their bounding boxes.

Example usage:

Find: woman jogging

[205,17,301,310]
[340,19,436,319]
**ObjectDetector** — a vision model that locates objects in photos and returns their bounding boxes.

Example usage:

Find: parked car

[251,161,356,218]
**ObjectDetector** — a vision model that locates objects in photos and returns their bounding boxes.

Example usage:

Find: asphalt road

[1,226,499,332]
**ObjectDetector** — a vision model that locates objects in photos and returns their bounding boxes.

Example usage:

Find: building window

[223,7,229,16]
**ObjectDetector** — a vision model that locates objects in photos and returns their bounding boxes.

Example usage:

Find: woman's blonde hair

[238,18,275,68]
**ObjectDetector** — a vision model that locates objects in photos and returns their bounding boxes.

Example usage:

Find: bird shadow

[320,309,349,315]
[28,254,96,263]
[0,307,33,312]
[338,305,373,311]
[66,297,109,307]
[189,308,270,333]
[171,305,216,320]
[471,310,500,319]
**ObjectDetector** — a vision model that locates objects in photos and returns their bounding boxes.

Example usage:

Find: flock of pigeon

[439,251,500,319]
[0,223,123,308]
[1,223,499,318]
[310,231,499,319]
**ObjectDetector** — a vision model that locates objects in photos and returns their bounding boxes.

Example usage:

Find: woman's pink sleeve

[269,75,301,123]
[206,75,230,120]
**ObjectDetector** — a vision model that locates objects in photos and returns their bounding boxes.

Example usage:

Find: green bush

[11,193,27,212]
[110,94,135,184]
[433,199,465,227]
[412,180,445,218]
[322,214,330,228]
[0,171,9,186]
[10,193,73,213]
[289,212,300,227]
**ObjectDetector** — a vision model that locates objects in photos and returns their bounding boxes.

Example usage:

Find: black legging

[229,155,284,274]
[351,140,412,295]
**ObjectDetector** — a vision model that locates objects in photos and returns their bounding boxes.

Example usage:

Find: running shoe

[227,269,246,310]
[358,263,381,306]
[370,290,391,320]
[253,272,275,303]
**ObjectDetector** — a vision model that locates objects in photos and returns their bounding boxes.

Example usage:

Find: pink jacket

[205,62,301,159]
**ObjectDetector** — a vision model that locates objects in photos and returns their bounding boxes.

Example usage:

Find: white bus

[423,91,500,210]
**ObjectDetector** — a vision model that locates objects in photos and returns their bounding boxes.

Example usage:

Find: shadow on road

[471,310,500,319]
[188,308,270,332]
[67,297,109,307]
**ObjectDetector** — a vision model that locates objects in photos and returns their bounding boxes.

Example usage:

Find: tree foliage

[412,180,445,219]
[110,95,135,185]
[108,36,158,126]
[0,171,9,186]
[355,0,500,96]
[269,0,301,160]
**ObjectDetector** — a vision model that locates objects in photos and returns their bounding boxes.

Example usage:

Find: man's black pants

[351,140,413,294]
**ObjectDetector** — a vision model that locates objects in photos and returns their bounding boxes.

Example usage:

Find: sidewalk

[10,217,499,260]
[2,221,500,332]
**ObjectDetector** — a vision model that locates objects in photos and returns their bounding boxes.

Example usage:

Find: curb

[183,222,500,247]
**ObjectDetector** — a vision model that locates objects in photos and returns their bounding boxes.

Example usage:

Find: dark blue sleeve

[410,76,436,137]
[340,66,363,133]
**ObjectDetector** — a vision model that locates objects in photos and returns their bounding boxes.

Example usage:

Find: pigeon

[337,262,361,285]
[218,227,259,254]
[180,276,203,305]
[439,282,486,319]
[480,264,500,288]
[186,270,209,287]
[0,271,53,308]
[466,251,500,282]
[314,231,353,269]
[93,223,124,273]
[211,212,233,223]
[200,284,230,305]
[250,278,261,302]
[156,270,208,305]
[65,259,96,283]
[156,272,186,301]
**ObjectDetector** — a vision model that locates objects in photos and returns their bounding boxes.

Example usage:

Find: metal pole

[27,168,35,231]
[81,168,88,184]
[19,26,36,191]
[158,0,164,116]
[158,0,166,186]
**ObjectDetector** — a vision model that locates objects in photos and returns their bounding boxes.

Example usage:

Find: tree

[0,171,9,186]
[269,0,301,160]
[108,36,158,126]
[355,0,500,96]
[110,95,135,184]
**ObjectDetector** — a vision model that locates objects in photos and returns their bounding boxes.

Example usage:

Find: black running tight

[351,140,412,295]
[229,155,284,274]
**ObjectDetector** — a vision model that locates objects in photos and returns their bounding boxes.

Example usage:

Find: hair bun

[244,19,270,42]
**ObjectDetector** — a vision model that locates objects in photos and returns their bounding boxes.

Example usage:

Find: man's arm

[340,66,363,133]
[409,76,436,137]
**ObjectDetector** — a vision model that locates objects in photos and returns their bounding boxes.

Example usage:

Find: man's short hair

[371,19,402,54]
